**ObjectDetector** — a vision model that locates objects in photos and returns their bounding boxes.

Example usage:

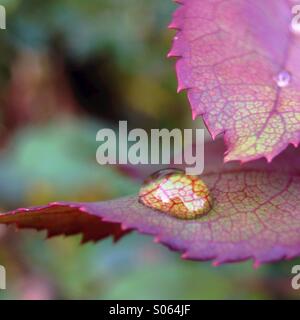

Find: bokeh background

[0,0,299,300]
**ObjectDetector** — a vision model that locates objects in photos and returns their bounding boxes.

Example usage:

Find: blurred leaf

[0,117,138,206]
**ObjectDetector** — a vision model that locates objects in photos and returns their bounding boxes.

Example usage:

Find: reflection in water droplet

[138,169,213,219]
[275,71,291,88]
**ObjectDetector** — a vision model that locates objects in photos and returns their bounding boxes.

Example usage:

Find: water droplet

[275,70,291,88]
[138,169,213,219]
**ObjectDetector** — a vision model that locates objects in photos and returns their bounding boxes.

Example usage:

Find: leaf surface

[1,140,300,265]
[169,0,300,162]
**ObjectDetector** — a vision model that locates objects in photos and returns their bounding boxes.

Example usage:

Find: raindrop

[275,70,291,88]
[139,169,213,219]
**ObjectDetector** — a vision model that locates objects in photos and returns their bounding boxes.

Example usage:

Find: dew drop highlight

[275,70,291,88]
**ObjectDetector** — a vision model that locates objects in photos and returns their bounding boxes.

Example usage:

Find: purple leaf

[1,139,300,265]
[169,0,300,163]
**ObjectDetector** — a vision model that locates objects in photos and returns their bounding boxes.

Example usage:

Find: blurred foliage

[0,116,139,207]
[7,0,173,65]
[0,0,299,300]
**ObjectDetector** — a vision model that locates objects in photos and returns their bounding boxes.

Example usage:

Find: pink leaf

[1,139,300,265]
[169,0,300,162]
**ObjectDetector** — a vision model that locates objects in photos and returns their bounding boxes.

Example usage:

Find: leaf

[0,203,131,243]
[169,0,300,163]
[1,139,300,265]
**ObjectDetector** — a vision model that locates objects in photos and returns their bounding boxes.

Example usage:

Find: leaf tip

[153,236,162,244]
[192,110,198,120]
[212,260,221,267]
[181,252,189,260]
[253,260,261,269]
[121,224,129,231]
